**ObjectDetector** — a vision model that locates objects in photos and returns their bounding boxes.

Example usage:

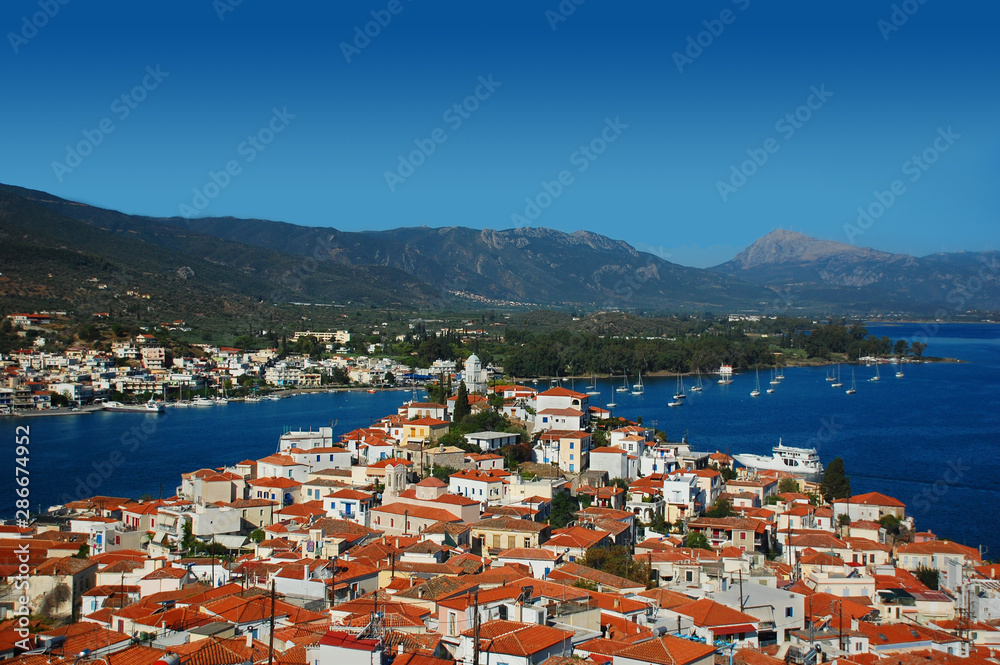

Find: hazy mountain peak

[725,229,895,269]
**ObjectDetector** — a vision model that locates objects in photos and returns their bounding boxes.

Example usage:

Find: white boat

[750,369,761,397]
[776,368,785,380]
[673,374,686,400]
[631,371,644,396]
[617,371,630,393]
[667,399,682,407]
[734,439,824,479]
[690,370,704,392]
[825,367,836,382]
[769,368,779,385]
[103,400,164,413]
[191,396,215,407]
[869,363,881,382]
[717,364,733,385]
[831,364,843,388]
[846,368,857,394]
[244,395,262,403]
[896,369,904,378]
[586,374,600,396]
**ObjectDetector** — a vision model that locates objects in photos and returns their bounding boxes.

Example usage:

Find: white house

[323,488,374,527]
[466,431,520,452]
[449,469,508,505]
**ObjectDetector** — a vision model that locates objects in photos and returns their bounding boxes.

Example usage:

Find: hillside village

[3,360,1000,665]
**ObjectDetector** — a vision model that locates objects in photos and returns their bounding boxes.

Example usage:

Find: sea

[3,322,998,557]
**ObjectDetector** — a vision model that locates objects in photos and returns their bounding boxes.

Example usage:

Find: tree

[249,529,265,543]
[778,477,801,494]
[915,566,939,590]
[910,341,927,359]
[432,465,460,482]
[893,339,909,357]
[820,457,851,502]
[609,478,630,490]
[73,544,89,559]
[705,499,733,518]
[580,545,653,587]
[549,491,580,529]
[453,381,471,422]
[685,532,713,551]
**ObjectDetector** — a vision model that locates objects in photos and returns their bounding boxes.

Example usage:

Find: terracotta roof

[615,635,717,665]
[673,598,760,628]
[834,491,905,507]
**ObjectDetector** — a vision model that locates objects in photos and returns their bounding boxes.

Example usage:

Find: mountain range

[0,183,996,320]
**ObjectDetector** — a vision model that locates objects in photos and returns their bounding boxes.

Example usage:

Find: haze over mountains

[0,184,996,317]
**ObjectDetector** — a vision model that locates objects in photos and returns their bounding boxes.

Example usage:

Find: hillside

[0,185,441,323]
[712,230,1000,313]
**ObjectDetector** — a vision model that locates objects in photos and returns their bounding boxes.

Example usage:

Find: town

[1,322,997,665]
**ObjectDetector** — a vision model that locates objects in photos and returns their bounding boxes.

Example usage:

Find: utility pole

[267,580,276,665]
[472,590,480,665]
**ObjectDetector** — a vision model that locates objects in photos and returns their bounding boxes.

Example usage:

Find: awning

[713,624,756,636]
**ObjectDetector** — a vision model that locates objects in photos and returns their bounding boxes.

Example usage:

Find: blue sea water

[3,322,998,556]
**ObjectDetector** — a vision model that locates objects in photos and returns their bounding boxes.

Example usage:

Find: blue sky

[1,1,997,267]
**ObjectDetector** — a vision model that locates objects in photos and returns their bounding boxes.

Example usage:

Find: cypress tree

[820,456,851,503]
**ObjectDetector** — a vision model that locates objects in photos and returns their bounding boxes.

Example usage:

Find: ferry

[733,439,823,479]
[102,400,164,413]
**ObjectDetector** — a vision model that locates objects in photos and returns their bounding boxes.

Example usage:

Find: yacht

[586,374,600,396]
[191,396,216,406]
[103,400,164,413]
[734,439,823,480]
[846,368,857,394]
[769,369,779,385]
[869,363,881,382]
[831,364,843,388]
[631,371,644,396]
[690,370,704,392]
[750,369,761,397]
[673,374,686,400]
[717,364,733,385]
[617,371,630,393]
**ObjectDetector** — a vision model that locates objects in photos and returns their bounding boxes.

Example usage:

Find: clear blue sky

[1,1,997,266]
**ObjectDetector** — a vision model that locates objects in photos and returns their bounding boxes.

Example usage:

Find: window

[685,571,694,582]
[570,442,574,449]
[785,607,793,617]
[316,455,320,462]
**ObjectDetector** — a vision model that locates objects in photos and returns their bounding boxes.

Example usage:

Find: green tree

[685,532,713,551]
[73,544,90,559]
[915,566,939,590]
[705,499,733,518]
[821,457,851,502]
[609,478,630,491]
[432,465,460,482]
[249,529,265,543]
[910,341,927,359]
[778,478,801,494]
[453,381,471,422]
[580,545,652,587]
[549,490,580,529]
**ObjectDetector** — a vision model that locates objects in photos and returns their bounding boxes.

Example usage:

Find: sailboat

[667,397,682,407]
[776,367,785,380]
[631,371,644,396]
[825,367,836,382]
[617,371,630,393]
[690,369,704,392]
[673,374,686,400]
[586,374,600,396]
[869,363,881,382]
[831,364,843,388]
[769,368,779,385]
[896,366,904,378]
[750,369,761,397]
[846,368,857,394]
[606,384,617,409]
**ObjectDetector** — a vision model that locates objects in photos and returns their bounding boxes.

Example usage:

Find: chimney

[245,631,253,648]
